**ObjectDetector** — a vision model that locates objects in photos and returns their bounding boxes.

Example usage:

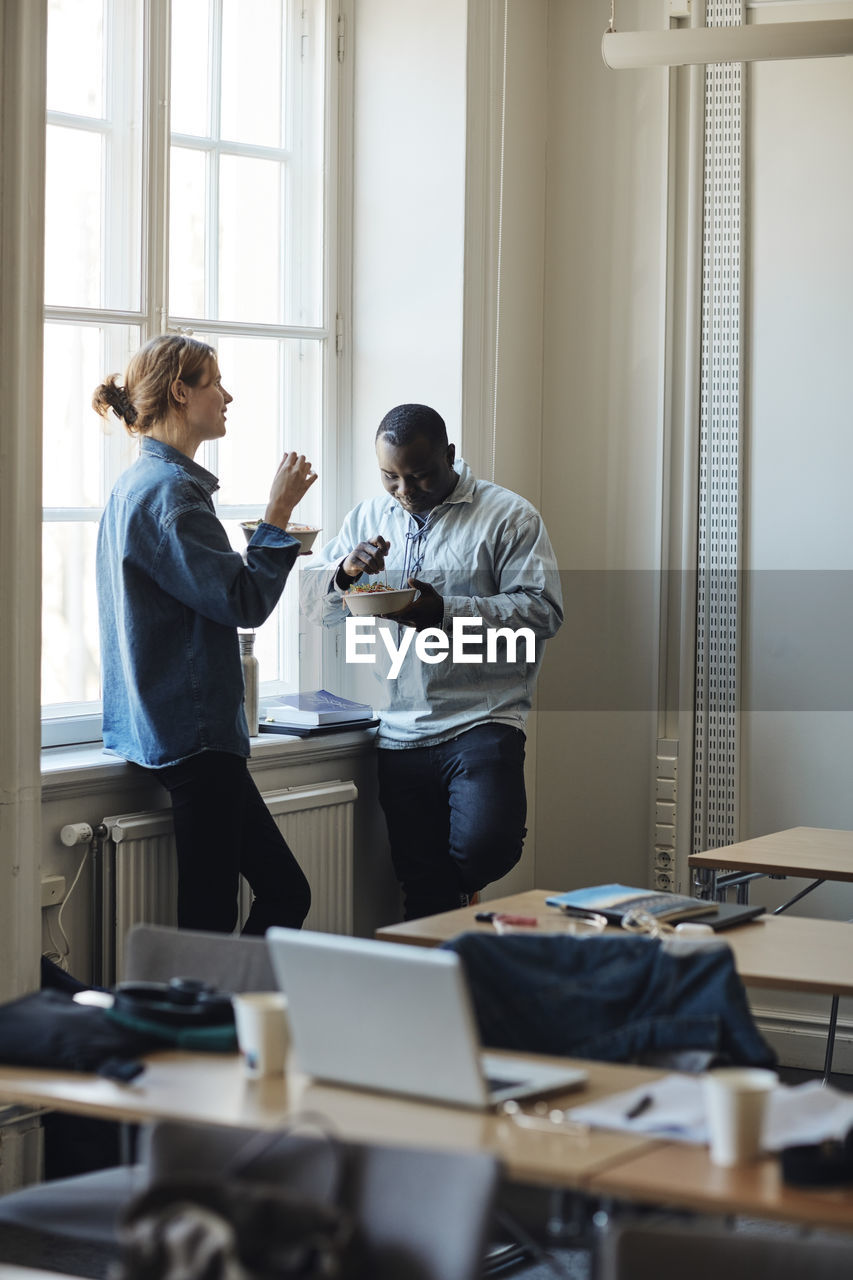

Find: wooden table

[0,1269,84,1280]
[1,1050,851,1232]
[376,889,853,1080]
[0,1051,662,1194]
[688,826,853,885]
[375,888,853,998]
[689,826,853,913]
[688,829,853,1077]
[588,1139,853,1234]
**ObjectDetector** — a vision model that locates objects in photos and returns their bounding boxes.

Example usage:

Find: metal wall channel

[693,1,743,887]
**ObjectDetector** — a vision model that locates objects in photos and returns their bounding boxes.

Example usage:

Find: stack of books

[259,689,377,738]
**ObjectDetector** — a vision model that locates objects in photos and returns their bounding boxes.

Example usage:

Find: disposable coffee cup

[703,1067,778,1167]
[673,922,715,938]
[231,992,290,1079]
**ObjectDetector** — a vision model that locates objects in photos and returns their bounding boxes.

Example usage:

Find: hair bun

[112,385,138,426]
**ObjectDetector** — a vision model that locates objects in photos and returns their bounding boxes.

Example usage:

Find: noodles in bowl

[343,585,417,616]
[240,521,320,555]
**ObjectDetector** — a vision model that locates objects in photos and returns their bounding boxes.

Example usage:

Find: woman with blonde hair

[94,333,316,934]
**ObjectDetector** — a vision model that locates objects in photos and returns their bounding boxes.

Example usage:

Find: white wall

[534,0,669,893]
[349,0,674,901]
[0,0,46,1001]
[740,1,853,1065]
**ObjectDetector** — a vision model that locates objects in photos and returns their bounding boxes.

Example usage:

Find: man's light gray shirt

[300,459,563,748]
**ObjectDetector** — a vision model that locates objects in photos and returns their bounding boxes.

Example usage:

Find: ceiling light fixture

[602,9,853,71]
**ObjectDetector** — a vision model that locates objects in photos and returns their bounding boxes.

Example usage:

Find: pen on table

[624,1093,654,1121]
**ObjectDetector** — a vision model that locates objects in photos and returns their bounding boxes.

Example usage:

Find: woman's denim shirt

[97,437,299,768]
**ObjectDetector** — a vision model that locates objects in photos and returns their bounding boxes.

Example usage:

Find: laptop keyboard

[486,1076,526,1092]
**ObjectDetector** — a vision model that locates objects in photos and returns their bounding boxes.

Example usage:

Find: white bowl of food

[240,521,320,555]
[343,585,416,616]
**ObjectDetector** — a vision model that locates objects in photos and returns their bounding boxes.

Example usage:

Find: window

[42,0,340,746]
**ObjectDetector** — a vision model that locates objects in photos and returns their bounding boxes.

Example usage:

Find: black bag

[115,1127,368,1280]
[0,983,237,1083]
[0,989,164,1077]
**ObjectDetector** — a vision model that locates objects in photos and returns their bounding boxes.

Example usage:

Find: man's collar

[448,456,475,505]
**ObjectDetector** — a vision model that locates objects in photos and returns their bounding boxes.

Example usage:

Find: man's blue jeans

[377,723,527,921]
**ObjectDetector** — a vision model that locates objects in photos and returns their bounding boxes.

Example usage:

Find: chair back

[145,1119,499,1280]
[124,923,276,993]
[598,1220,853,1280]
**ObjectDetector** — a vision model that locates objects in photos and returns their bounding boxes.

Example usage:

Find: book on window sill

[544,883,718,925]
[258,718,380,739]
[260,689,375,728]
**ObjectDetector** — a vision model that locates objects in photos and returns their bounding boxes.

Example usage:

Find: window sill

[41,727,379,798]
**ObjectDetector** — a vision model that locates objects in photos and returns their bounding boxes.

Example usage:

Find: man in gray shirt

[302,403,563,920]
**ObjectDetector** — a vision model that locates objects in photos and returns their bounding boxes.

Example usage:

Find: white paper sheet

[565,1075,853,1149]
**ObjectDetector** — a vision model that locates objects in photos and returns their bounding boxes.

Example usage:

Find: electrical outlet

[41,875,66,908]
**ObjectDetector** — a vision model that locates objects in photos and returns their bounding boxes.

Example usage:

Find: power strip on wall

[653,739,678,891]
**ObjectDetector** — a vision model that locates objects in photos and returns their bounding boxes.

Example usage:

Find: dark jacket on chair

[441,932,776,1068]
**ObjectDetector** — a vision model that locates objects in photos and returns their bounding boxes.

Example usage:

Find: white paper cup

[703,1067,778,1166]
[231,992,290,1079]
[673,922,715,938]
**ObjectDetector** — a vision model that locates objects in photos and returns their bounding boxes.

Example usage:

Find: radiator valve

[60,822,94,847]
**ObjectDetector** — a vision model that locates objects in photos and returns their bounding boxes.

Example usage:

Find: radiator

[97,779,357,985]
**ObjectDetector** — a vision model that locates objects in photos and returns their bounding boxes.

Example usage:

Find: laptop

[265,928,588,1110]
[684,901,766,931]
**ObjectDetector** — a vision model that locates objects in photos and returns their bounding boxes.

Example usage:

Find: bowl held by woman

[240,521,320,555]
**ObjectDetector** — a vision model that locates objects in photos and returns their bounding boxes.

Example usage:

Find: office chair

[597,1218,853,1280]
[0,924,275,1276]
[140,1118,499,1280]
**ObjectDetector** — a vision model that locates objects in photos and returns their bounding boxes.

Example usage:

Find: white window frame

[42,0,351,749]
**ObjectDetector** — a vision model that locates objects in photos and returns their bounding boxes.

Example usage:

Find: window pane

[43,326,101,507]
[219,155,282,324]
[171,0,211,136]
[43,323,139,508]
[280,340,322,529]
[42,522,100,706]
[46,1,143,312]
[203,331,323,698]
[289,0,325,327]
[45,126,103,309]
[42,0,331,726]
[221,0,283,148]
[47,0,104,118]
[213,336,322,522]
[214,337,281,504]
[169,147,208,319]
